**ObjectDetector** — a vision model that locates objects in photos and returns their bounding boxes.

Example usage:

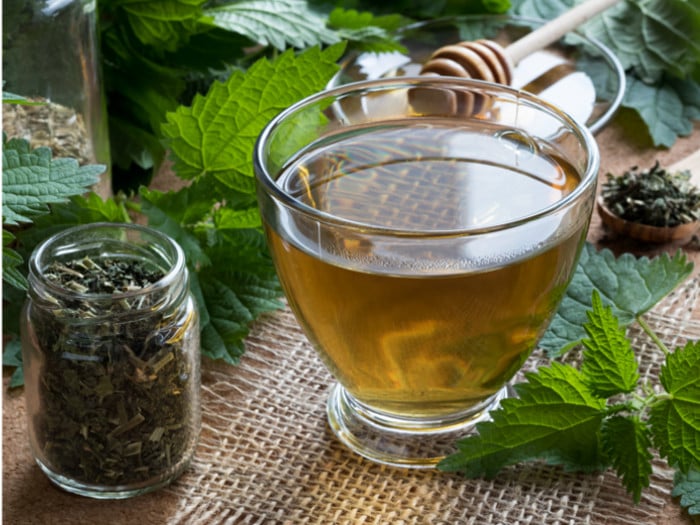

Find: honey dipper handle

[505,0,622,65]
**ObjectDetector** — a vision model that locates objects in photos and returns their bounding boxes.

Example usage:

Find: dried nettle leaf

[601,161,700,227]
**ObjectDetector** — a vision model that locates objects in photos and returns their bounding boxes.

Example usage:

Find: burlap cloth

[172,283,700,525]
[4,121,700,524]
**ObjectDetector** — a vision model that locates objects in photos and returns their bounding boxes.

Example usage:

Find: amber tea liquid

[266,121,586,419]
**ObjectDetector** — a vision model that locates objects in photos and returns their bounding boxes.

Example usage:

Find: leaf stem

[628,390,672,413]
[123,200,141,213]
[605,401,637,416]
[636,314,670,356]
[646,392,672,407]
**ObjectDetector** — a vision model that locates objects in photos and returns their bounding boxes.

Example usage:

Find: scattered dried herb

[29,256,198,487]
[601,161,700,227]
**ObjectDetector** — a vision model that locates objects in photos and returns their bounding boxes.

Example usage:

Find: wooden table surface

[3,115,700,525]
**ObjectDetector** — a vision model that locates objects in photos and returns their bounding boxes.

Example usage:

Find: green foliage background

[4,0,700,387]
[97,0,700,189]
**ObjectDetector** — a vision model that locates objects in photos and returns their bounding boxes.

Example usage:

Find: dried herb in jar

[2,100,92,164]
[601,161,700,227]
[31,256,198,487]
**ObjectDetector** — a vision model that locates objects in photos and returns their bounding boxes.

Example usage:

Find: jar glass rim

[28,222,186,302]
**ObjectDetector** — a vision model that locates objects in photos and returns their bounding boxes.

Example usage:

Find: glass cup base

[326,383,510,469]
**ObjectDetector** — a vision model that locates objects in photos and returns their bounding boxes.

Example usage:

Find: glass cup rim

[28,221,187,302]
[254,76,600,238]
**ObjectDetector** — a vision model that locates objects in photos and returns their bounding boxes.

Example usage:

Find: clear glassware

[2,0,111,196]
[254,77,600,468]
[21,223,200,498]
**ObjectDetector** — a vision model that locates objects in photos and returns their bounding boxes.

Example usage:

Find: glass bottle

[21,223,201,499]
[2,0,111,196]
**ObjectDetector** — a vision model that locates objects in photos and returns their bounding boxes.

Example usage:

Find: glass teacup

[254,77,599,468]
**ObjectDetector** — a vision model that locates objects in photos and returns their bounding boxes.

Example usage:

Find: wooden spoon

[411,0,622,115]
[420,0,622,85]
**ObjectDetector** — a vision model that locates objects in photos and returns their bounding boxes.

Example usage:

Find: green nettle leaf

[198,275,257,363]
[71,193,131,223]
[204,0,339,51]
[456,16,514,42]
[197,269,282,364]
[140,187,213,268]
[154,177,227,224]
[155,44,343,364]
[439,362,606,477]
[200,318,247,363]
[3,246,27,290]
[327,8,407,53]
[140,197,281,367]
[513,0,700,147]
[540,244,693,356]
[673,467,700,515]
[121,0,206,51]
[205,229,282,293]
[2,338,24,389]
[263,101,331,175]
[327,8,405,32]
[670,77,700,121]
[575,54,621,102]
[213,207,262,231]
[580,291,639,397]
[621,77,696,148]
[440,282,700,503]
[353,0,508,18]
[14,193,130,252]
[482,0,512,12]
[582,0,700,84]
[512,0,573,20]
[601,415,653,503]
[108,116,167,172]
[190,228,281,363]
[515,0,700,83]
[3,282,25,344]
[3,230,27,291]
[650,341,700,472]
[161,42,346,187]
[2,138,105,225]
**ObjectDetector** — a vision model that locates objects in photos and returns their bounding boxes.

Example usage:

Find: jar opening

[27,223,188,318]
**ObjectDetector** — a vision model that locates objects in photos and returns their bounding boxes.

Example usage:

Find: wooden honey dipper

[409,0,622,116]
[420,0,622,84]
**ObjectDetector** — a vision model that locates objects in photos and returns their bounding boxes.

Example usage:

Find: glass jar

[2,0,111,196]
[21,223,201,499]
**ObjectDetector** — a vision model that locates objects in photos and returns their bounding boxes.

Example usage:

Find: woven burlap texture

[162,277,700,525]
